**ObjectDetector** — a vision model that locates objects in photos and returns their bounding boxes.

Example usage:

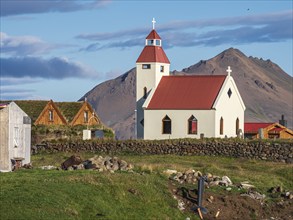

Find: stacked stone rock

[61,155,134,172]
[33,139,293,163]
[167,169,233,187]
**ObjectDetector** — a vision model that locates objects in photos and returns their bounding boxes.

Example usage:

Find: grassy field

[1,153,292,220]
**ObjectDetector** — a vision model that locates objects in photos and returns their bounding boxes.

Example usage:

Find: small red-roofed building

[136,20,246,139]
[244,122,293,139]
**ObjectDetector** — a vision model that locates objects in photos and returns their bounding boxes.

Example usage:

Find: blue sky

[1,0,292,101]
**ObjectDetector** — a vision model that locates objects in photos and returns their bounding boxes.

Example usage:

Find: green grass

[0,169,187,220]
[1,153,292,220]
[33,152,293,192]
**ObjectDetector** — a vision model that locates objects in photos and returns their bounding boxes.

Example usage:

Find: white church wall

[136,62,169,100]
[136,62,170,139]
[213,77,245,138]
[144,109,216,140]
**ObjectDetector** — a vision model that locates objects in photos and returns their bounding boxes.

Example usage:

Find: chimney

[279,114,287,127]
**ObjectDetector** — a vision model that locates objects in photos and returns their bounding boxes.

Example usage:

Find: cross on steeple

[226,66,232,76]
[152,18,156,30]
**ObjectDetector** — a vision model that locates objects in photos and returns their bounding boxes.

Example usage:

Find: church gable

[34,100,67,125]
[212,74,246,111]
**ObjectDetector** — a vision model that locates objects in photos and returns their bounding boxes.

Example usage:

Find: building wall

[9,102,31,167]
[280,130,293,139]
[0,102,31,172]
[136,62,170,139]
[0,106,9,171]
[144,109,216,140]
[214,76,245,138]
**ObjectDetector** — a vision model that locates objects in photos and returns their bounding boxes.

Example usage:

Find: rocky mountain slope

[80,68,136,139]
[80,48,292,139]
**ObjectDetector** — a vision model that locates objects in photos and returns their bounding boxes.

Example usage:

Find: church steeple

[144,18,162,47]
[135,19,170,139]
[136,19,169,63]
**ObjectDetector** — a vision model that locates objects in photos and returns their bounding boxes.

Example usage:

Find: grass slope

[1,154,292,220]
[0,170,185,220]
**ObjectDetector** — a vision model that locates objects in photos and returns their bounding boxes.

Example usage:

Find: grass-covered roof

[55,102,83,123]
[0,100,86,123]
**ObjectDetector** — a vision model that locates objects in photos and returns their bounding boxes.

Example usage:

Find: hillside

[80,48,292,140]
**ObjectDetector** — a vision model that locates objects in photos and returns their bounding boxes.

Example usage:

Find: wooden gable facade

[34,100,67,125]
[1,100,102,127]
[33,100,101,126]
[70,101,101,126]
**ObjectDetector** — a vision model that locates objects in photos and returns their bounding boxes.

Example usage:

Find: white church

[136,20,245,140]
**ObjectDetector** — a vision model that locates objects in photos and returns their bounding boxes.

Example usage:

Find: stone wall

[33,139,293,163]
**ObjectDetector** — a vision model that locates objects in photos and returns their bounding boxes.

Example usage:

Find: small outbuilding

[0,102,31,172]
[244,122,293,139]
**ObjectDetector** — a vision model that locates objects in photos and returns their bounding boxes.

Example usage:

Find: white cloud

[0,32,62,56]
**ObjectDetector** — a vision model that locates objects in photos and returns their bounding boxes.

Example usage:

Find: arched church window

[143,87,147,99]
[188,115,198,134]
[220,117,224,135]
[162,115,172,134]
[236,118,239,135]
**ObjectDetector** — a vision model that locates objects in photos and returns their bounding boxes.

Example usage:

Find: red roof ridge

[147,75,226,110]
[165,75,227,78]
[244,122,274,124]
[146,30,161,39]
[136,46,170,63]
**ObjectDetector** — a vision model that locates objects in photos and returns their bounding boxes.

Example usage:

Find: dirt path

[169,183,293,220]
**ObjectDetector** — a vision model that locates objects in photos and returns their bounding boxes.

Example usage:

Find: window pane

[84,111,89,123]
[49,110,53,121]
[188,116,197,134]
[14,127,19,147]
[162,116,171,134]
[220,117,224,135]
[142,64,151,69]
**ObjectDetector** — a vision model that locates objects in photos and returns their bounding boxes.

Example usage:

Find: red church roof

[244,123,274,133]
[146,30,161,39]
[147,75,226,110]
[136,46,170,63]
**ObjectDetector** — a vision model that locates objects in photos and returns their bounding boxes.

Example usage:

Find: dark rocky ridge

[80,48,292,140]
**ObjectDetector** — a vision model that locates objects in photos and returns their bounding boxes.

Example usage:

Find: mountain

[80,68,136,139]
[80,48,292,139]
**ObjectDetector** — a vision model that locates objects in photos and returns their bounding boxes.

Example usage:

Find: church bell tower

[135,18,170,139]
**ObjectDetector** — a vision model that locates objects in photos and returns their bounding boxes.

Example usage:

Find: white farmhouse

[136,21,245,140]
[0,102,31,172]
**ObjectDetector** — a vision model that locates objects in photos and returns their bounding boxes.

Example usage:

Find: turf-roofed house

[14,99,101,126]
[136,20,246,139]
